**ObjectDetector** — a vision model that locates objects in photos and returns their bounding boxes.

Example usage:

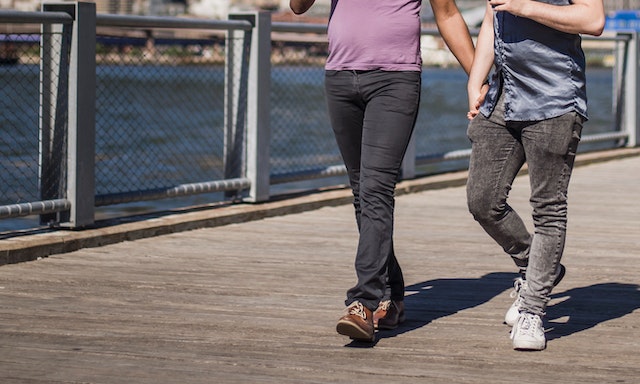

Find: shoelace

[378,300,392,312]
[510,277,526,299]
[518,314,542,336]
[347,302,368,320]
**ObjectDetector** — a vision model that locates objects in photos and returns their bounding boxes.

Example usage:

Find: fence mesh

[0,21,626,233]
[94,34,232,199]
[0,32,67,208]
[270,40,341,178]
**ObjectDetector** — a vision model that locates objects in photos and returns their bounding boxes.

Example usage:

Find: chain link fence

[0,9,636,234]
[94,33,233,203]
[0,31,68,218]
[269,38,340,183]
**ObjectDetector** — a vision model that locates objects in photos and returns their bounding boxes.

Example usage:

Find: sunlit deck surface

[1,149,639,383]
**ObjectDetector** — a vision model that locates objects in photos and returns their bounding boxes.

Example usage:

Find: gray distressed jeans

[466,94,583,317]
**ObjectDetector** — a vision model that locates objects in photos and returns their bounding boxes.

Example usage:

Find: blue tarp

[605,10,640,31]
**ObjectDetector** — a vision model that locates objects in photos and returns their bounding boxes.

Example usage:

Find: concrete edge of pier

[1,147,639,266]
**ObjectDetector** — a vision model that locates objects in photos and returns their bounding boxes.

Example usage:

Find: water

[0,65,618,232]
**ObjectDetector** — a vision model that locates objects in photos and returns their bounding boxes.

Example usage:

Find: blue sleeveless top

[480,0,588,121]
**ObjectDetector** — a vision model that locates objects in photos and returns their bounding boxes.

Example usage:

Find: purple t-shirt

[325,0,422,71]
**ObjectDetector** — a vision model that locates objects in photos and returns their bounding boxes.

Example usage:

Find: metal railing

[0,3,638,232]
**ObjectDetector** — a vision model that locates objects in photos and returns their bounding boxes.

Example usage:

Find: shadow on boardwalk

[546,282,640,341]
[376,272,515,343]
[350,276,640,347]
[344,272,516,347]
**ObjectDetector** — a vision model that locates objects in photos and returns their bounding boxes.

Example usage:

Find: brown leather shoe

[336,301,375,341]
[373,300,405,330]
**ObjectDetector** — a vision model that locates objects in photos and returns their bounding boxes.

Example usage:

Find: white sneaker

[504,264,566,326]
[504,277,525,326]
[510,312,546,351]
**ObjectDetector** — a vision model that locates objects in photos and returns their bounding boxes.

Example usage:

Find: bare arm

[430,0,475,74]
[467,3,495,119]
[488,0,605,36]
[290,0,316,15]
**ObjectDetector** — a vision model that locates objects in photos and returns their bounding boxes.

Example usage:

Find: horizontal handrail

[95,178,252,207]
[0,10,73,24]
[272,21,327,34]
[0,199,71,220]
[582,33,632,42]
[96,13,253,31]
[271,165,346,185]
[581,131,630,143]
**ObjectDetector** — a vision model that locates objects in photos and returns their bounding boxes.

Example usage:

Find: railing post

[42,1,96,228]
[227,12,271,203]
[624,31,639,147]
[69,2,96,227]
[224,15,249,199]
[40,3,71,226]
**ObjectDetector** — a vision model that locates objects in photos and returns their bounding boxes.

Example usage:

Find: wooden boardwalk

[0,150,639,383]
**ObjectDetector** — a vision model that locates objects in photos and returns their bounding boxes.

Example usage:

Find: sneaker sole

[336,320,375,342]
[513,340,546,351]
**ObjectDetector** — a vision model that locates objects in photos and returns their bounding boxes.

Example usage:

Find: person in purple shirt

[290,0,478,342]
[467,0,605,351]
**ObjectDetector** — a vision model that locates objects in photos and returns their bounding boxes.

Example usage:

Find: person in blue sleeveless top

[466,0,605,351]
[291,0,480,342]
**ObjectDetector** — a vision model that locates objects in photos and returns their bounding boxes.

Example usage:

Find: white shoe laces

[517,313,543,337]
[510,277,526,309]
[510,277,525,298]
[347,301,368,320]
[378,300,392,312]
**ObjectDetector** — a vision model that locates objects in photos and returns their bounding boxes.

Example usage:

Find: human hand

[290,0,316,14]
[468,81,490,120]
[487,0,530,17]
[467,93,480,120]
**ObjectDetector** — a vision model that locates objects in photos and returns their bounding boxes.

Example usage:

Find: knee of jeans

[467,194,505,224]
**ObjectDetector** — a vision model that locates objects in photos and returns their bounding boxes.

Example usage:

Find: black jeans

[324,70,421,311]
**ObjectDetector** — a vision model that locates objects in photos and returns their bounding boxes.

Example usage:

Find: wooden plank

[0,155,638,383]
